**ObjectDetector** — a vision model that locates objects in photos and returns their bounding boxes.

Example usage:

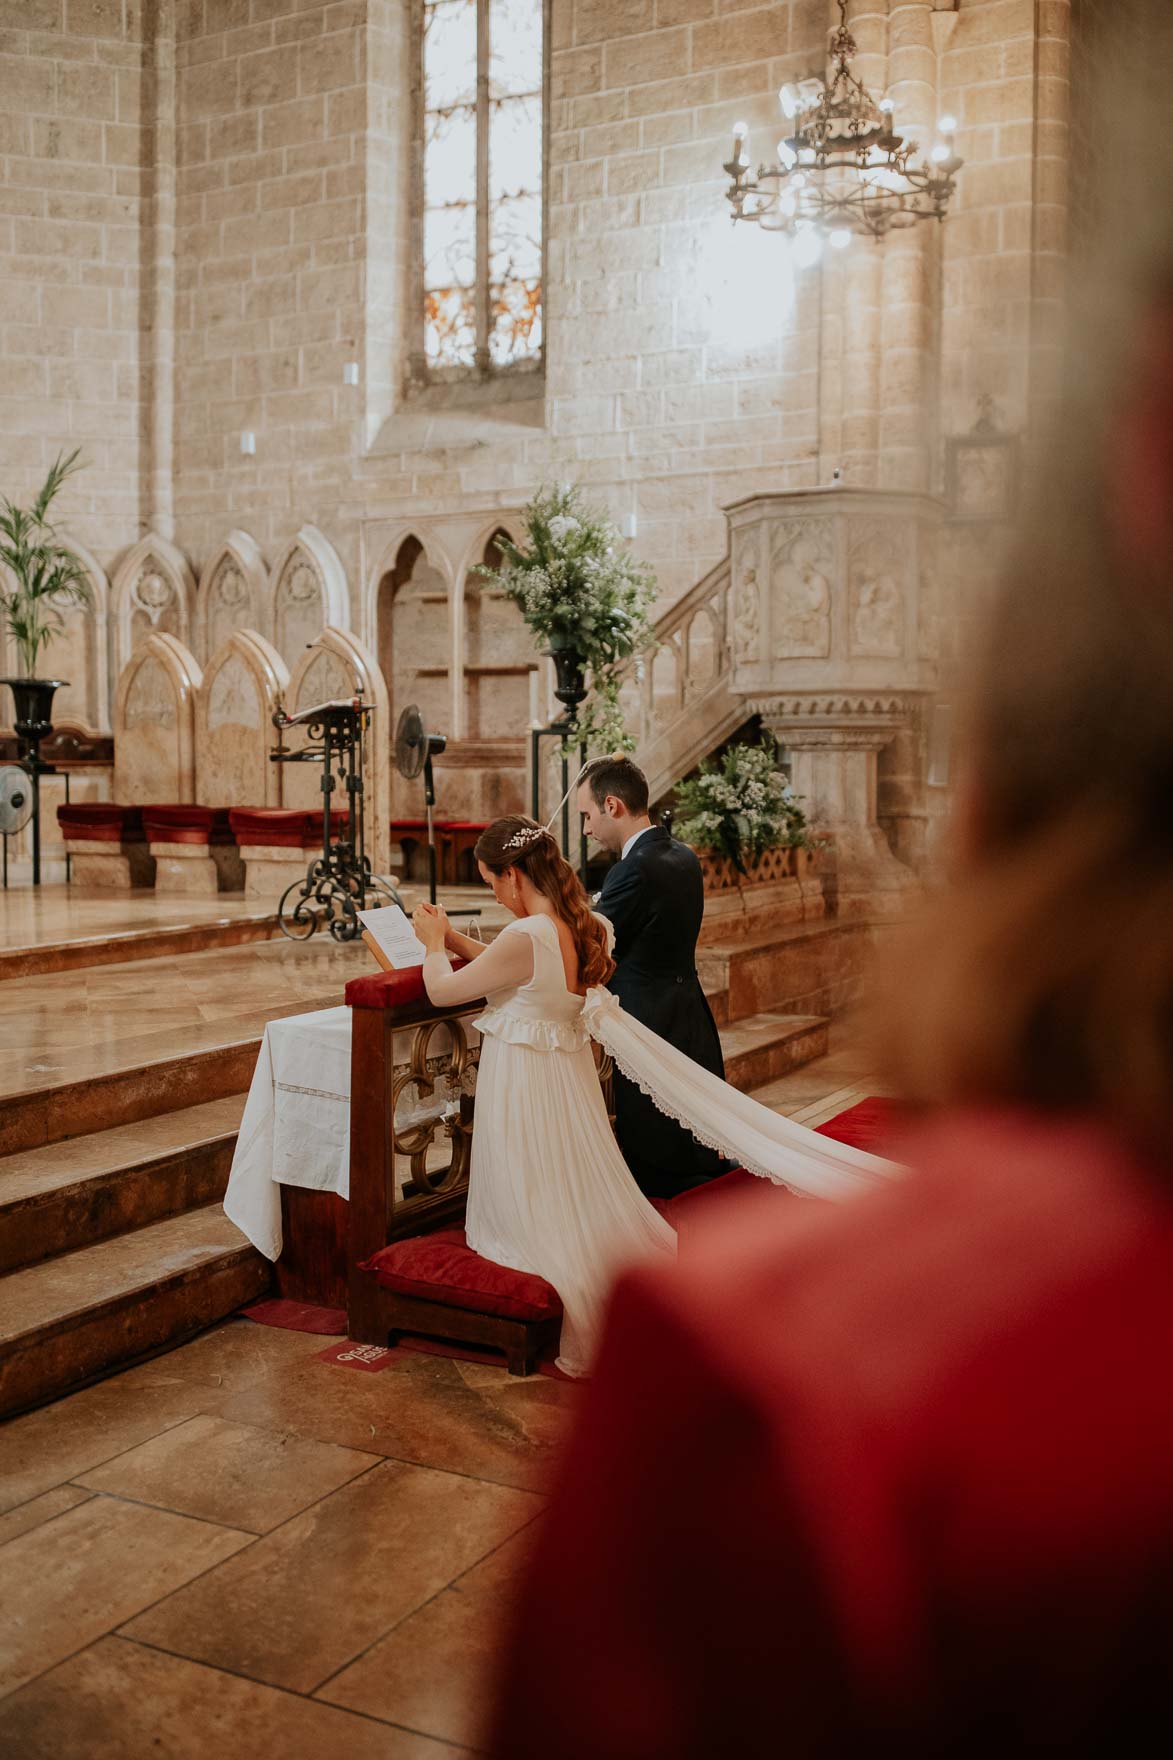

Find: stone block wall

[172,0,371,568]
[0,3,1076,591]
[0,0,145,546]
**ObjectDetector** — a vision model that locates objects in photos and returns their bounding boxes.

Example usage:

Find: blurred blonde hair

[883,0,1173,1143]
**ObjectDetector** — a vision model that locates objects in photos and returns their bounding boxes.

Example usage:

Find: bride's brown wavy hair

[474,815,614,990]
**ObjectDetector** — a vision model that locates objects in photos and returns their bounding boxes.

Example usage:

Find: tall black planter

[546,644,587,722]
[0,677,67,886]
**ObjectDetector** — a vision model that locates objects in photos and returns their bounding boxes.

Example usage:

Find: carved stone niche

[268,527,350,673]
[282,626,391,875]
[113,632,201,805]
[196,531,268,665]
[195,629,289,810]
[728,488,946,917]
[110,535,198,681]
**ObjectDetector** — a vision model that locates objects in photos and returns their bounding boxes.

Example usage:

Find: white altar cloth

[223,1005,352,1262]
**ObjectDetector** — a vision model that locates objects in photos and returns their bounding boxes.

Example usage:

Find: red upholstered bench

[228,807,349,848]
[440,819,490,884]
[57,802,144,841]
[142,804,234,844]
[388,817,490,885]
[56,802,153,888]
[229,807,351,902]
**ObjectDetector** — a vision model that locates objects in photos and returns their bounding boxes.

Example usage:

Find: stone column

[763,696,921,919]
[818,0,887,488]
[879,2,939,493]
[144,0,176,540]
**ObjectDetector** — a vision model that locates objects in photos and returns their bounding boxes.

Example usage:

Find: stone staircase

[0,929,364,1420]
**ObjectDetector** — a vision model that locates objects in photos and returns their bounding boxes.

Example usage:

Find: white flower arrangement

[673,734,812,873]
[475,484,656,752]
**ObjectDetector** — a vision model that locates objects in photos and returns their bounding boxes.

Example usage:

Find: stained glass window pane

[421,0,544,374]
[423,0,477,372]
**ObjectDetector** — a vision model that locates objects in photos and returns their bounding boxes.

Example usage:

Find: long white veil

[581,987,902,1200]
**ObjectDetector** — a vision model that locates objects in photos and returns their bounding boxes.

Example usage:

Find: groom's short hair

[582,756,649,815]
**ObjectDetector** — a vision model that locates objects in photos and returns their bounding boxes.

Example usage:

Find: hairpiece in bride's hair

[503,824,547,853]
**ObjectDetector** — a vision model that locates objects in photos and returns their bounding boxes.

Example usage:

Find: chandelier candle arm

[723,0,963,248]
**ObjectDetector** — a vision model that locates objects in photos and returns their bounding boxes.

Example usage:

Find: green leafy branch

[0,450,92,677]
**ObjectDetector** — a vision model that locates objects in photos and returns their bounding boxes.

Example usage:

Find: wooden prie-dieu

[340,963,564,1375]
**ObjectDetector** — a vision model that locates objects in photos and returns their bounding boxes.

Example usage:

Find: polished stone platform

[0,891,280,981]
[0,883,501,981]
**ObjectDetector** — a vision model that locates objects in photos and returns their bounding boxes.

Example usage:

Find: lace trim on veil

[582,985,900,1200]
[596,1032,807,1191]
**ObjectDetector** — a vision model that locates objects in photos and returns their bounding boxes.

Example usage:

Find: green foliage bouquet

[478,483,656,751]
[673,733,812,873]
[0,451,91,677]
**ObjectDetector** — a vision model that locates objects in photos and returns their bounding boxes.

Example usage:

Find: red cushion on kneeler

[56,802,143,841]
[345,959,470,1011]
[228,807,350,847]
[142,804,234,845]
[359,1227,563,1323]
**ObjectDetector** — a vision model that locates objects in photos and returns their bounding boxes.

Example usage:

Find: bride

[413,814,897,1377]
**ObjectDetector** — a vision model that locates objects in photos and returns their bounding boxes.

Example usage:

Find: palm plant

[0,450,91,677]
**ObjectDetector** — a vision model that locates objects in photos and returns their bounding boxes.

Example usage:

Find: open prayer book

[358,904,427,971]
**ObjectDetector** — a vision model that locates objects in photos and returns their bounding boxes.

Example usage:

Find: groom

[578,756,727,1200]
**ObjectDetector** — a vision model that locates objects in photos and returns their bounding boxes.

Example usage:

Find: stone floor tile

[215,1348,577,1493]
[121,1457,541,1694]
[76,1413,380,1534]
[0,1373,207,1515]
[112,1318,338,1403]
[0,1484,92,1550]
[319,1527,539,1748]
[0,1636,470,1760]
[0,1495,250,1699]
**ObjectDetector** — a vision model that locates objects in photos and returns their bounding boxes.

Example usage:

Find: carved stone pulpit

[727,488,944,918]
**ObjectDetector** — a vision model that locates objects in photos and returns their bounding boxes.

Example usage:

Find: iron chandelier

[722,0,963,258]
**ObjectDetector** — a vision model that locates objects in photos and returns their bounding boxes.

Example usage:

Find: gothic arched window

[414,0,546,387]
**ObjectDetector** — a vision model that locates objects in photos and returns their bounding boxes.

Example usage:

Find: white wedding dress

[422,912,899,1377]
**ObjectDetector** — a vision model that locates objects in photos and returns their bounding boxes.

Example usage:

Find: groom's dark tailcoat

[595,825,726,1200]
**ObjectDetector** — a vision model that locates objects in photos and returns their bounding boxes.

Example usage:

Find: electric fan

[393,704,447,904]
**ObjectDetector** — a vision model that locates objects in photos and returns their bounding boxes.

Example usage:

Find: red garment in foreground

[488,1110,1173,1758]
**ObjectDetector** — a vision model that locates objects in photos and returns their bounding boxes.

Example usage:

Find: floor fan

[394,704,446,904]
[0,765,33,888]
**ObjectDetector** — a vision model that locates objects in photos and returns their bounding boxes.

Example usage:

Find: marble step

[0,905,281,983]
[0,1030,267,1159]
[0,1096,247,1276]
[0,934,367,1156]
[0,1204,269,1421]
[719,1012,829,1092]
[699,918,875,1023]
